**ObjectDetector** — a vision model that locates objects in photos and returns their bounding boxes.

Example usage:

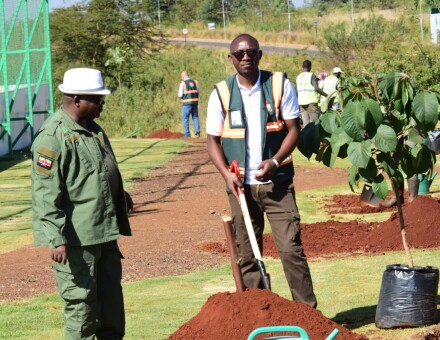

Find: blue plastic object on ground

[418,172,437,194]
[247,325,339,340]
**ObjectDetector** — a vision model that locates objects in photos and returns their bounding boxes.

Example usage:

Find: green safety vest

[181,78,199,106]
[215,70,294,184]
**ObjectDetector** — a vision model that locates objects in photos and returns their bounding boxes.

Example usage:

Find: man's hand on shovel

[229,160,271,290]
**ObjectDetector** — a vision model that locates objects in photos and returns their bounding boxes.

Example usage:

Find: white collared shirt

[206,71,299,184]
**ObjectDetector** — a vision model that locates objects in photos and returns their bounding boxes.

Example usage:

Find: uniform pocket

[52,247,97,301]
[75,139,97,174]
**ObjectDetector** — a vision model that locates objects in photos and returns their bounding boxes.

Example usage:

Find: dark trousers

[228,181,317,308]
[53,240,125,340]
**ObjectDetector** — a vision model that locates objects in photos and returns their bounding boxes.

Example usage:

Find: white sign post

[182,28,188,45]
[313,20,318,39]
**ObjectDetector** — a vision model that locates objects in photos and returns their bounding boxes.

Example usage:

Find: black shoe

[195,132,201,137]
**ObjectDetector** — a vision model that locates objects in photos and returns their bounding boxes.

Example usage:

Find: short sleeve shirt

[206,71,299,184]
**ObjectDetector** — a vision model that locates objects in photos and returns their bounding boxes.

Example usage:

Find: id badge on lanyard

[229,110,246,129]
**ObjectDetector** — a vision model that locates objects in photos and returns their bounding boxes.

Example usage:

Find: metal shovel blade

[360,184,382,207]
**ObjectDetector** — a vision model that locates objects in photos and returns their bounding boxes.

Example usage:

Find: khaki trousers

[228,181,317,308]
[52,240,125,340]
[300,103,321,127]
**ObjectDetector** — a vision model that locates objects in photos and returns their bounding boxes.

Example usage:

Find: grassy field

[0,139,439,339]
[1,250,439,339]
[0,138,188,254]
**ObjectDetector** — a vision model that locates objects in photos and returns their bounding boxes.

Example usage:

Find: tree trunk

[391,178,414,267]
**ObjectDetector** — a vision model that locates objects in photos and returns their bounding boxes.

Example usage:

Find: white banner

[430,8,440,44]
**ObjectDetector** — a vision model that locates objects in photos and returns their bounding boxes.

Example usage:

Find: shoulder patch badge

[35,146,59,175]
[37,155,53,170]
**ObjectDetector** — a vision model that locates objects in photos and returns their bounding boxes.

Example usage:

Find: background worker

[178,71,201,138]
[296,60,327,126]
[321,66,344,111]
[31,68,133,340]
[206,33,317,308]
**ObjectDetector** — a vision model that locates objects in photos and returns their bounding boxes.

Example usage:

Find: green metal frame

[0,0,53,159]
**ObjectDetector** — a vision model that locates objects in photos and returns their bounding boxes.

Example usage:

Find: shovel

[360,183,382,207]
[229,160,271,290]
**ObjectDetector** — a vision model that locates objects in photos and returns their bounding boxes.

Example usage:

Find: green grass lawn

[1,139,439,339]
[0,138,188,254]
[1,250,439,339]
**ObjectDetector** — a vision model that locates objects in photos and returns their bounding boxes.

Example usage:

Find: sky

[48,0,83,12]
[49,0,307,12]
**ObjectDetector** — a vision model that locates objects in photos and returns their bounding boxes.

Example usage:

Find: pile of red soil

[196,241,228,255]
[263,195,440,259]
[325,194,394,215]
[146,129,184,138]
[169,289,367,340]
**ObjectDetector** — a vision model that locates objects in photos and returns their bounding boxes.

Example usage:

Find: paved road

[170,37,322,56]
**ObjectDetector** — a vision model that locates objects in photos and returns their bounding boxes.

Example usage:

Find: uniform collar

[235,71,261,92]
[57,106,99,133]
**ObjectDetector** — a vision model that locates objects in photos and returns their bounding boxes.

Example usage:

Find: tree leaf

[372,174,389,199]
[298,123,320,159]
[377,153,398,177]
[412,91,439,131]
[348,164,359,192]
[415,145,435,174]
[340,101,366,141]
[399,151,416,178]
[407,127,424,145]
[322,145,334,167]
[362,97,383,132]
[330,127,353,149]
[320,111,340,134]
[347,140,372,168]
[359,157,377,182]
[372,124,397,152]
[378,72,402,100]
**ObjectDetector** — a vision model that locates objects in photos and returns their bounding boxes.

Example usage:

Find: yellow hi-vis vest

[296,72,318,106]
[322,75,340,103]
[215,70,294,184]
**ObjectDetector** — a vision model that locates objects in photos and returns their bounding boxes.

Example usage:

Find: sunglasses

[80,95,105,105]
[230,49,259,61]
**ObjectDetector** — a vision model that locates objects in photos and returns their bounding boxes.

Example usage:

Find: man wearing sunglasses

[207,34,317,308]
[31,68,133,339]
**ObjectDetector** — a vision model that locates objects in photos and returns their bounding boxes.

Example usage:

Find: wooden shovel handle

[222,216,245,293]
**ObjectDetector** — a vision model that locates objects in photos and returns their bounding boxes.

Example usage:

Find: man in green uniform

[31,67,133,340]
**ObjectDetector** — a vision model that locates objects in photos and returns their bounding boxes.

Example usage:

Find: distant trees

[50,0,165,89]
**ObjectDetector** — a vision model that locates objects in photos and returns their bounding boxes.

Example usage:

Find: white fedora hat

[332,67,344,74]
[58,68,111,95]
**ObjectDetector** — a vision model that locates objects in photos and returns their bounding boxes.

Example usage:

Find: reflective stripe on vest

[215,71,294,183]
[296,72,318,105]
[182,79,199,104]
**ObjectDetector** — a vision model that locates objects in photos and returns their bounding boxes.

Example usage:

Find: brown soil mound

[325,194,395,214]
[146,128,184,138]
[263,195,440,259]
[169,289,367,340]
[196,241,229,255]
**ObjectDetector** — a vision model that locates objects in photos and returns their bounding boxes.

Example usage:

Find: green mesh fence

[0,0,53,159]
